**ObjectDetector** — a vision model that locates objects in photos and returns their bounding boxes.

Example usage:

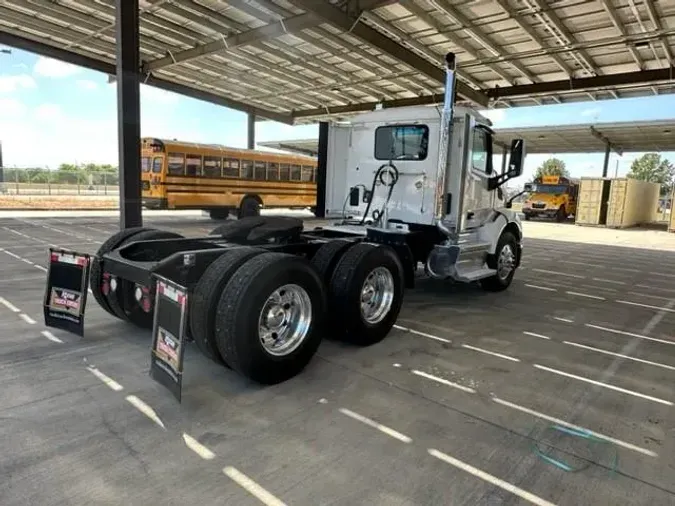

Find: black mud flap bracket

[149,274,188,402]
[43,248,91,337]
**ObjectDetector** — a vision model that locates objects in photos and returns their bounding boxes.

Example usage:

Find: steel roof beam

[0,30,293,124]
[590,126,623,156]
[289,0,488,107]
[643,0,674,65]
[597,0,644,70]
[486,66,675,99]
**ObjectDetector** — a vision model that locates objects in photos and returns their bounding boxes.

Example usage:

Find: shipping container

[576,177,660,228]
[669,187,675,233]
[606,178,660,228]
[575,177,611,225]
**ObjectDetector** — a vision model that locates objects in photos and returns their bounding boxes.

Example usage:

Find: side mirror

[524,183,533,192]
[507,139,525,177]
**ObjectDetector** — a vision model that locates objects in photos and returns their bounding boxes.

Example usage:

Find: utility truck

[43,53,526,389]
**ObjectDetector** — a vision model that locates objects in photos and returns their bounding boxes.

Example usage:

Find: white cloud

[0,74,36,93]
[33,57,82,78]
[34,103,63,121]
[0,98,27,118]
[76,79,99,91]
[140,84,179,104]
[580,107,601,118]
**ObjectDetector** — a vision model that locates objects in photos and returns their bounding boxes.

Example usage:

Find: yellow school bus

[522,175,579,222]
[141,138,318,219]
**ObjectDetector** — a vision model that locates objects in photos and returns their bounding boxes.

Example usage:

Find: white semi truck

[45,52,526,387]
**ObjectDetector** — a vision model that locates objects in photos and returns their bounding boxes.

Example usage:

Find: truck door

[461,122,495,229]
[324,124,352,218]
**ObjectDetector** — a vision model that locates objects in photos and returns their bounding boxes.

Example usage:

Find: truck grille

[531,203,546,209]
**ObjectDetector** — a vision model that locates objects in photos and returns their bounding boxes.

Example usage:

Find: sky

[1,46,675,183]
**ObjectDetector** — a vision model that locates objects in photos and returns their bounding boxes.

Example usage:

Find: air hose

[359,162,400,227]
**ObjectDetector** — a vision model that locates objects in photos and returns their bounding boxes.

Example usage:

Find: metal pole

[602,143,610,178]
[116,0,142,229]
[247,113,256,150]
[315,121,329,218]
[0,140,4,185]
[501,145,508,174]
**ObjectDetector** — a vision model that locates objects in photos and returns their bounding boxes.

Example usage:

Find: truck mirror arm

[487,169,519,192]
[504,189,527,209]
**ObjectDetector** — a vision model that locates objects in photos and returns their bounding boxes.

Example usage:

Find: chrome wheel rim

[360,266,395,324]
[258,284,312,356]
[497,244,515,280]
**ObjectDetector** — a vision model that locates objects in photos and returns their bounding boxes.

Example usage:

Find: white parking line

[566,291,605,300]
[3,250,22,260]
[0,297,20,313]
[560,260,603,268]
[223,467,287,506]
[41,330,63,343]
[461,344,520,362]
[553,317,573,323]
[612,266,640,273]
[533,268,584,279]
[126,395,166,428]
[563,341,675,371]
[411,369,476,394]
[629,291,673,302]
[339,408,412,443]
[523,331,551,340]
[650,271,675,278]
[491,397,657,457]
[182,433,216,460]
[586,323,675,346]
[34,265,48,272]
[592,278,625,285]
[428,448,556,506]
[87,366,123,391]
[393,324,451,343]
[616,300,675,313]
[636,283,675,293]
[19,313,36,324]
[533,364,673,406]
[525,284,557,292]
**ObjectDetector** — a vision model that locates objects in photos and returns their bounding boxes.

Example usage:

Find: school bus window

[223,158,240,178]
[267,162,279,181]
[186,155,202,176]
[301,166,313,182]
[290,164,301,181]
[279,164,290,181]
[168,153,185,175]
[203,156,221,177]
[254,160,266,180]
[241,159,253,179]
[152,157,162,173]
[141,157,150,173]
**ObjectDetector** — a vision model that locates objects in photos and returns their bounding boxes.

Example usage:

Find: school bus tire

[189,247,266,366]
[238,196,261,219]
[90,227,153,318]
[214,252,326,384]
[105,229,185,329]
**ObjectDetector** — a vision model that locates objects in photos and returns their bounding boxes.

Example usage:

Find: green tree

[627,153,674,194]
[534,157,570,179]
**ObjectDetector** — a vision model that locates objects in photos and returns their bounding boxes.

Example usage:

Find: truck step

[455,266,497,282]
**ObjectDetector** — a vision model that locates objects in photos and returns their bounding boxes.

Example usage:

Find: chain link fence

[0,167,120,195]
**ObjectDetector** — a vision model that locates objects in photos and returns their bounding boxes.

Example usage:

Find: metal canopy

[1,0,675,124]
[258,119,675,155]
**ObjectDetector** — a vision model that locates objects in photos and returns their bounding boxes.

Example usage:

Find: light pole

[0,48,10,184]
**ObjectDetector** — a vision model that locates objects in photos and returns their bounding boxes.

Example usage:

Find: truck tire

[328,243,404,345]
[190,247,265,365]
[309,239,355,284]
[106,229,184,329]
[214,252,326,384]
[238,196,261,218]
[480,230,518,292]
[90,227,151,318]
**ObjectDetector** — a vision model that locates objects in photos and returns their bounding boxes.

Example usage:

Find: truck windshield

[374,125,428,161]
[531,184,568,194]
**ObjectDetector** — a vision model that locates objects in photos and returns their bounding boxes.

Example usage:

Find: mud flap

[43,248,91,337]
[149,274,188,402]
